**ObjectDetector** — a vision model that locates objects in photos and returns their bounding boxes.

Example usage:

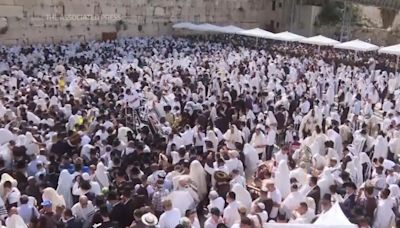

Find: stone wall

[0,0,286,45]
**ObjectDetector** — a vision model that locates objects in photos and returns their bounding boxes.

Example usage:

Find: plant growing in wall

[115,20,127,32]
[315,1,360,27]
[138,25,143,32]
[380,8,398,29]
[0,26,8,35]
[66,23,72,30]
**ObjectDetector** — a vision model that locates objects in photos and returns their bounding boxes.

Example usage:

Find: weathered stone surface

[0,5,23,17]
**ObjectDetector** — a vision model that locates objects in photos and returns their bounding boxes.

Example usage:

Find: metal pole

[396,55,399,75]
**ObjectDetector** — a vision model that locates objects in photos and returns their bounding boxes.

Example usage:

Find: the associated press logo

[46,14,121,21]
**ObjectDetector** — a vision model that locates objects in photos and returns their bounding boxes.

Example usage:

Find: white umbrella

[272,31,305,42]
[300,35,340,46]
[379,44,400,73]
[334,39,379,52]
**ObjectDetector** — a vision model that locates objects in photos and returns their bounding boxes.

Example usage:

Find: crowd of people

[0,34,399,228]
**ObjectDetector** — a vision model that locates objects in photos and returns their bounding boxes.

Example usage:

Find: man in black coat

[63,209,83,228]
[307,176,321,212]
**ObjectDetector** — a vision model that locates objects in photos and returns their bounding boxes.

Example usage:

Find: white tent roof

[219,25,244,34]
[238,28,275,39]
[334,39,379,52]
[172,22,196,29]
[314,203,356,227]
[379,44,400,56]
[273,31,305,42]
[300,35,340,46]
[191,23,223,32]
[266,203,357,228]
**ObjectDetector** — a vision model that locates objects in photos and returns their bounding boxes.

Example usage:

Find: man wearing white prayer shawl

[223,124,243,150]
[158,198,181,228]
[42,187,66,212]
[71,196,95,228]
[274,160,291,198]
[223,191,241,227]
[373,134,389,159]
[94,162,109,189]
[168,187,196,216]
[250,124,267,157]
[231,183,252,211]
[5,213,27,228]
[373,188,395,228]
[56,169,74,209]
[317,169,335,198]
[189,160,208,201]
[207,191,225,214]
[281,184,305,219]
[289,162,308,187]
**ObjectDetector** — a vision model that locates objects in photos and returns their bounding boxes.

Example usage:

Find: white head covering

[6,214,27,228]
[42,187,66,211]
[317,169,334,197]
[243,144,260,178]
[189,160,207,200]
[274,160,291,198]
[56,169,74,208]
[0,173,17,196]
[231,183,252,211]
[95,162,110,188]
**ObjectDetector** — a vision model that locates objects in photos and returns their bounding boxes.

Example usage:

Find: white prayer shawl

[223,126,243,149]
[373,198,395,228]
[289,167,308,187]
[27,111,41,125]
[189,160,208,200]
[373,135,388,159]
[232,183,252,211]
[117,127,133,145]
[56,169,74,209]
[317,169,334,197]
[0,129,14,146]
[326,129,343,159]
[42,187,66,211]
[389,184,400,208]
[250,132,266,155]
[169,190,195,216]
[281,191,305,218]
[71,201,95,221]
[24,132,40,155]
[206,130,218,151]
[243,144,260,178]
[274,160,291,198]
[6,214,27,228]
[0,174,17,197]
[95,162,109,188]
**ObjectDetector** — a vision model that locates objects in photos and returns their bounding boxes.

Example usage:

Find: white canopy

[379,44,400,56]
[272,31,305,42]
[190,23,223,33]
[300,35,340,46]
[267,203,357,228]
[314,203,356,227]
[238,28,275,39]
[219,25,244,34]
[334,39,379,52]
[172,22,196,30]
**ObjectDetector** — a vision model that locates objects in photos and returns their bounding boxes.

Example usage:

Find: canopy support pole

[396,55,399,75]
[256,37,259,48]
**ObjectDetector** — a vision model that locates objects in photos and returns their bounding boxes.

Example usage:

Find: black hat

[343,182,357,190]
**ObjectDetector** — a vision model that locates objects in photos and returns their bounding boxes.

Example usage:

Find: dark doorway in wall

[102,32,117,41]
[272,0,276,11]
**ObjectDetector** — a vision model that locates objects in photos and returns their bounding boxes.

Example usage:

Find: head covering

[141,212,158,226]
[189,160,207,200]
[42,187,66,211]
[56,169,74,208]
[243,144,260,178]
[6,214,27,228]
[95,162,110,188]
[231,183,252,211]
[274,160,291,198]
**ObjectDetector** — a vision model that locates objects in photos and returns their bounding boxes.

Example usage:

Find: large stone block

[0,0,14,5]
[154,7,165,17]
[0,5,23,17]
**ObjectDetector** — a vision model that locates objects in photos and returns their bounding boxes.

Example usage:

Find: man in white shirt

[289,202,315,224]
[204,207,223,228]
[265,126,276,161]
[250,124,267,159]
[158,199,181,228]
[223,191,241,227]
